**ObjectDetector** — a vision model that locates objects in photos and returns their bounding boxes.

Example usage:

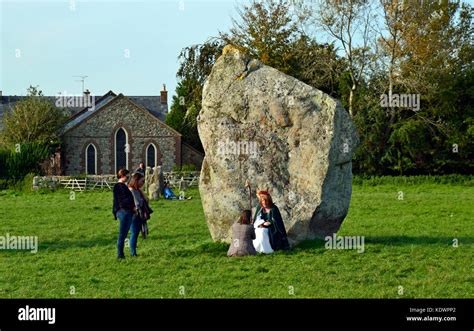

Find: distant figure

[112,169,136,259]
[135,162,145,176]
[157,165,165,197]
[164,182,177,200]
[179,176,188,191]
[253,190,290,253]
[227,210,256,257]
[163,182,192,200]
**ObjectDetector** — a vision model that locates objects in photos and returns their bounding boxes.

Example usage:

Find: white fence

[163,171,200,190]
[33,171,201,191]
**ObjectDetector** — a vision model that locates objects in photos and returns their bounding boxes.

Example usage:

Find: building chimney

[160,84,168,105]
[83,89,92,108]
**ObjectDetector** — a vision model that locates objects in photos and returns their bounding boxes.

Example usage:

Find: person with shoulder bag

[128,173,153,256]
[112,169,136,259]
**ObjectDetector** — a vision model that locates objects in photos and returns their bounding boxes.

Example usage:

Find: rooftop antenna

[73,75,88,93]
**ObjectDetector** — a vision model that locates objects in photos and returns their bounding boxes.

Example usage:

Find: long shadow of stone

[28,235,472,254]
[291,239,327,251]
[37,237,115,251]
[169,241,229,257]
[290,235,473,252]
[156,233,209,241]
[364,236,473,246]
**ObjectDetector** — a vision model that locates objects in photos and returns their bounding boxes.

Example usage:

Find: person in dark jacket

[135,162,145,177]
[113,169,136,259]
[253,190,290,252]
[227,210,256,257]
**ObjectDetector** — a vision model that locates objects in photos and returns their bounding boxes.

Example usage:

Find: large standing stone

[198,45,359,246]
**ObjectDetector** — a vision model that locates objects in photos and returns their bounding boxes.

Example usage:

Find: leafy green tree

[305,0,376,116]
[348,0,473,175]
[222,0,300,73]
[169,0,345,151]
[167,41,224,151]
[169,0,473,175]
[5,142,51,179]
[1,86,67,147]
[287,34,347,98]
[376,0,474,174]
[166,80,189,134]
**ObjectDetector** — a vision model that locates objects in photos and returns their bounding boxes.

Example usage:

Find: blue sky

[4,0,471,99]
[0,0,246,98]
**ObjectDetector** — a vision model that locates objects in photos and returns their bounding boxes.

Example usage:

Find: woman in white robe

[253,211,274,254]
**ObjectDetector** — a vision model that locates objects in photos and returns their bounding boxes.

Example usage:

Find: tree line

[0,0,471,178]
[166,0,473,175]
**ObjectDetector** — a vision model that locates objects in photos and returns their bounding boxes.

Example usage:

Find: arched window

[146,144,157,169]
[85,144,97,175]
[115,128,128,173]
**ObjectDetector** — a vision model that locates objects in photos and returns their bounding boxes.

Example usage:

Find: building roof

[0,91,168,130]
[62,91,118,132]
[128,96,167,121]
[60,91,180,136]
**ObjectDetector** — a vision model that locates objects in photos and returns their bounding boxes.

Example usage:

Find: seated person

[227,210,256,257]
[135,162,146,176]
[164,183,177,199]
[164,183,192,200]
[253,190,290,253]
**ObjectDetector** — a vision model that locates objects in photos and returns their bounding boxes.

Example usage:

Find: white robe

[253,214,274,254]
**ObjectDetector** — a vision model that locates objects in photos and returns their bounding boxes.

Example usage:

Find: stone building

[0,87,204,175]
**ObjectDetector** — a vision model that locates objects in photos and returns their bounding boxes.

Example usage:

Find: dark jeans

[130,214,141,256]
[117,209,140,257]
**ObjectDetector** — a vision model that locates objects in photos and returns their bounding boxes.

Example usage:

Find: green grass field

[0,179,472,298]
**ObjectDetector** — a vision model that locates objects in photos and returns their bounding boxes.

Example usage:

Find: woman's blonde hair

[257,190,273,207]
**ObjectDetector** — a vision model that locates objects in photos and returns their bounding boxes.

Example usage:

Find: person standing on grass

[128,173,153,246]
[112,169,136,259]
[135,162,146,176]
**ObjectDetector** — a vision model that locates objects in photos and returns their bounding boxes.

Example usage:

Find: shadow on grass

[157,233,208,241]
[38,237,115,251]
[293,239,326,249]
[290,235,474,251]
[7,235,469,256]
[170,241,229,257]
[364,236,474,246]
